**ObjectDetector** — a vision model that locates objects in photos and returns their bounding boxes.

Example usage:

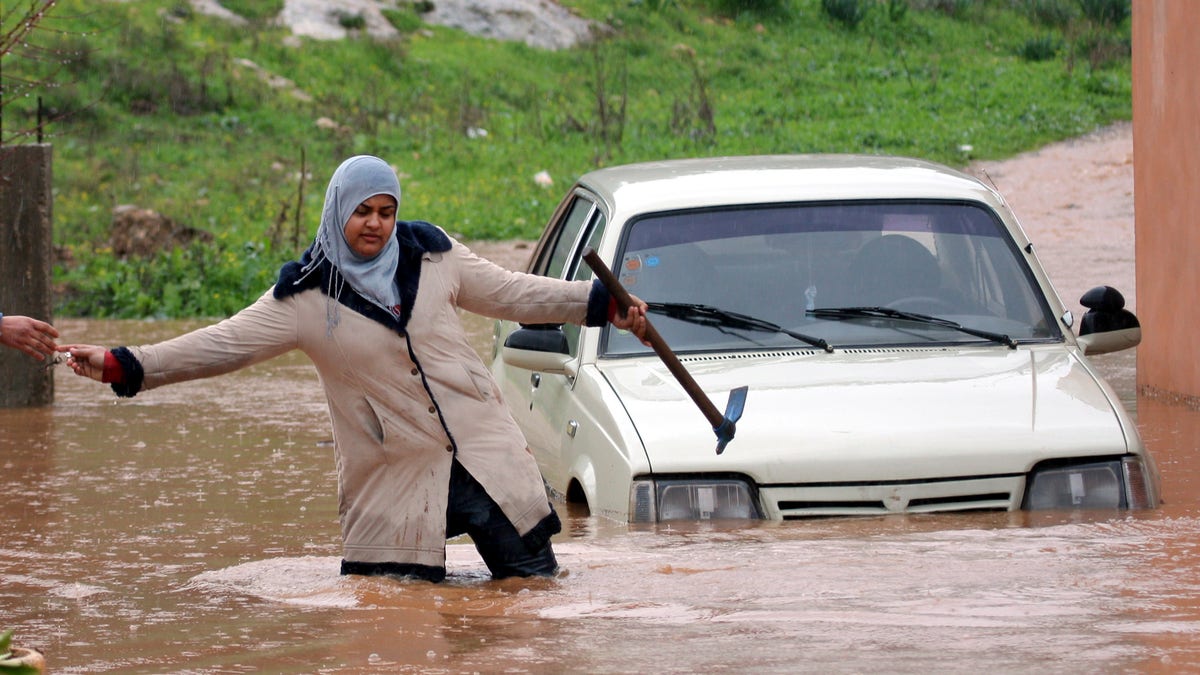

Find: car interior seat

[847,234,943,307]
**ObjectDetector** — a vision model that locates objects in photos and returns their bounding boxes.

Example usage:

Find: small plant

[0,630,41,674]
[1021,0,1077,28]
[587,41,629,161]
[0,0,94,144]
[216,0,284,22]
[633,0,680,11]
[885,0,909,23]
[381,7,423,33]
[1076,32,1129,70]
[335,11,367,31]
[822,0,869,29]
[711,0,786,18]
[1018,35,1062,61]
[918,0,975,17]
[669,44,715,144]
[1077,0,1129,27]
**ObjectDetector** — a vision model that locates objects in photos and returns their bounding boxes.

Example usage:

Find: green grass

[3,0,1132,318]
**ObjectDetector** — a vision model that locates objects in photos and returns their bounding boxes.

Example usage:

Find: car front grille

[759,476,1023,519]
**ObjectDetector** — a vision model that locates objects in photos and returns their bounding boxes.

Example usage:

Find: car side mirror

[501,325,574,374]
[1076,285,1141,355]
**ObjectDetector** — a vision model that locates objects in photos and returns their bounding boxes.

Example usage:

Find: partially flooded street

[5,339,1200,674]
[6,124,1200,673]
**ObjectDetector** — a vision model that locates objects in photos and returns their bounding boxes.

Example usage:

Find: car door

[499,193,606,490]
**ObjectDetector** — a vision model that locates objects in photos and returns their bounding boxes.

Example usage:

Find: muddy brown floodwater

[6,125,1200,673]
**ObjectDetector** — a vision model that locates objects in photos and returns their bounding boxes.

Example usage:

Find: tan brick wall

[1133,1,1200,402]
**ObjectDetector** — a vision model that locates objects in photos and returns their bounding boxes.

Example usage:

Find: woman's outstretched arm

[57,289,300,396]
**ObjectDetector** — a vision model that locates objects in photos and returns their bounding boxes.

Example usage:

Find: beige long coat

[123,239,596,568]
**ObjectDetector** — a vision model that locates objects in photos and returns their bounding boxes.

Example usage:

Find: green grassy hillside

[4,0,1132,317]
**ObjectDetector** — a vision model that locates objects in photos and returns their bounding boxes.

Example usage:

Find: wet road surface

[2,314,1199,674]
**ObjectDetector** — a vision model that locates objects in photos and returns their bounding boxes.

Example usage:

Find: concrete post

[1133,1,1200,404]
[0,144,55,407]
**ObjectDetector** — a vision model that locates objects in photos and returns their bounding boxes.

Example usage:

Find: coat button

[428,405,436,414]
[445,444,453,452]
[411,368,419,376]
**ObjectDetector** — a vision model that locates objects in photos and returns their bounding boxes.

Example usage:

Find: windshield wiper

[806,306,1017,349]
[648,301,834,352]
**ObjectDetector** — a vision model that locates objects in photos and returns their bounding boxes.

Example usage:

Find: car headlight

[1024,456,1159,510]
[629,478,760,522]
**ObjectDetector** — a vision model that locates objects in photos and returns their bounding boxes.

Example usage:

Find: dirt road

[971,122,1136,316]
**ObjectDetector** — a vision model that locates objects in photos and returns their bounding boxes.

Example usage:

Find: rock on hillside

[189,0,594,50]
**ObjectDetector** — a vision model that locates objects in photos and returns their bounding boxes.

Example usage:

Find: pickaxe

[583,248,748,454]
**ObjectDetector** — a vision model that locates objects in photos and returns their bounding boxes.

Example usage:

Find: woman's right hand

[60,344,108,382]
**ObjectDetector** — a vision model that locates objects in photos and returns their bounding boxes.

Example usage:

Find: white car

[490,155,1158,522]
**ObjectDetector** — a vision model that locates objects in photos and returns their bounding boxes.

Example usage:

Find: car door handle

[527,373,541,411]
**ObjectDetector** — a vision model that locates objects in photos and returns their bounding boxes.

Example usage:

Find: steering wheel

[885,296,958,315]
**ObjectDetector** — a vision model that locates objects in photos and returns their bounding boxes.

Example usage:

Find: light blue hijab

[300,155,403,319]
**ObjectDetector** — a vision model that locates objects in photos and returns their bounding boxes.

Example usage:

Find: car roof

[575,154,1009,220]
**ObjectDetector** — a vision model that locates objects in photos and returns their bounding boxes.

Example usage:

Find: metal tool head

[714,386,749,454]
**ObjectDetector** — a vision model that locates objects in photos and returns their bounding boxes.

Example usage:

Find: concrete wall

[1133,1,1200,404]
[0,144,55,406]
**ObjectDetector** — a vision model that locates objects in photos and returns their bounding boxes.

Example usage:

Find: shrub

[885,0,909,23]
[821,0,869,29]
[1018,35,1061,61]
[335,11,367,31]
[56,239,293,319]
[381,8,424,33]
[0,629,41,675]
[216,0,285,22]
[711,0,786,18]
[634,0,680,10]
[1075,32,1129,69]
[104,59,232,116]
[914,0,975,18]
[1077,0,1129,26]
[1020,0,1077,28]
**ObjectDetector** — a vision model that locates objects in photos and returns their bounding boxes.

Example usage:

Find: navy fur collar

[274,220,452,333]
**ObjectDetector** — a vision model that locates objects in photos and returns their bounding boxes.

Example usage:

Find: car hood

[595,347,1132,483]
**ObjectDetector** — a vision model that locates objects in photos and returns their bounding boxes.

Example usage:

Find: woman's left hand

[59,344,108,382]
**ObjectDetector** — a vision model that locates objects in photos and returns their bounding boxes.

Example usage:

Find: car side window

[568,211,606,282]
[562,211,607,355]
[523,194,604,358]
[540,197,594,280]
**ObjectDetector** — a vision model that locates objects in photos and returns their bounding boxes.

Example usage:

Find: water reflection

[2,317,1199,673]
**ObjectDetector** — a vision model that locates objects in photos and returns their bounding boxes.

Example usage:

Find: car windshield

[603,200,1061,356]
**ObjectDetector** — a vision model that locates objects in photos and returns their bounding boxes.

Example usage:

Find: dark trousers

[341,459,558,582]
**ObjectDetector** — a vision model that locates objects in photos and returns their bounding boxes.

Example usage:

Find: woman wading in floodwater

[63,154,648,583]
